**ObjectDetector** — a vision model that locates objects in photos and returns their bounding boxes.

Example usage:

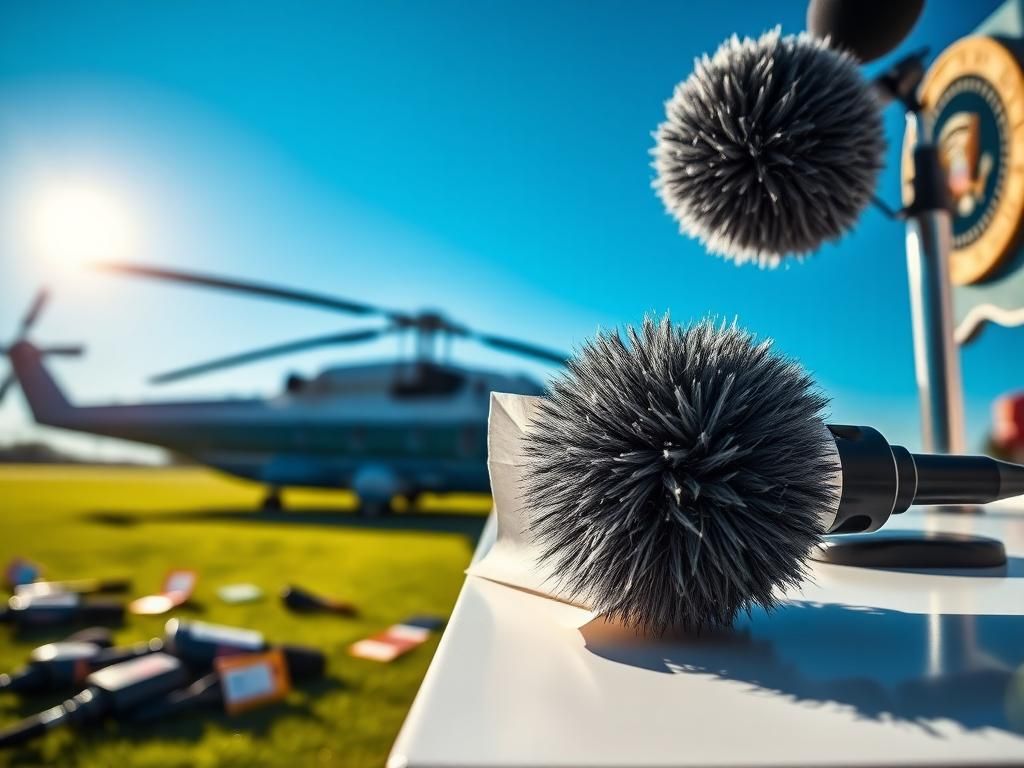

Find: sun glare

[26,179,138,267]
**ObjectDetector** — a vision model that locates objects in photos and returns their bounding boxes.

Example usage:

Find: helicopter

[1,263,566,514]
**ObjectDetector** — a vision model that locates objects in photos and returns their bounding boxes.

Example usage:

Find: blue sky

[0,0,1015,461]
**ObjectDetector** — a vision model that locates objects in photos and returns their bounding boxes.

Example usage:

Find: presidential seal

[903,36,1024,285]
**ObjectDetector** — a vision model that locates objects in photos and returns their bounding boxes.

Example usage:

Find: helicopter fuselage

[9,342,545,504]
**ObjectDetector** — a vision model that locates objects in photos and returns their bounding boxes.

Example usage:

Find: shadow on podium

[582,600,1024,735]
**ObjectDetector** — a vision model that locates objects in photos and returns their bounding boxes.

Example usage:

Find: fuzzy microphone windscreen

[652,29,886,267]
[523,317,840,634]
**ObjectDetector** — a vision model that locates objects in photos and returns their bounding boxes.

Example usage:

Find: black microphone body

[128,644,326,723]
[281,585,357,616]
[826,425,1024,534]
[13,578,132,599]
[807,0,924,63]
[163,618,267,669]
[0,639,160,695]
[0,653,187,748]
[0,594,124,629]
[0,629,115,694]
[0,618,323,707]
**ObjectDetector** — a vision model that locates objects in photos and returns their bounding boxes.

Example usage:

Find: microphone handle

[911,453,1024,505]
[0,715,48,748]
[0,704,71,749]
[128,674,222,723]
[92,639,164,668]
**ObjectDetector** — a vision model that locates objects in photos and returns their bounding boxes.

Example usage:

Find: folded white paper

[467,393,596,624]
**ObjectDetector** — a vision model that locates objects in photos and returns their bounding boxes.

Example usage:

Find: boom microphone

[807,0,924,63]
[523,317,1024,634]
[653,29,885,266]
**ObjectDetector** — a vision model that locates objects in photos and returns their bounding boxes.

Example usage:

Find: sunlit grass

[0,466,486,767]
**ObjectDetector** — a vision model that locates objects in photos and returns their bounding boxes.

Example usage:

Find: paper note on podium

[466,393,595,626]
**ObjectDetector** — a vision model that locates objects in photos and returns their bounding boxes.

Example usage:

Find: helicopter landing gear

[261,487,284,512]
[352,465,400,518]
[387,491,422,515]
[357,498,390,518]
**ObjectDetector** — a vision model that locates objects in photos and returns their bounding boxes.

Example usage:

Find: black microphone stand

[878,52,968,455]
[811,51,1006,570]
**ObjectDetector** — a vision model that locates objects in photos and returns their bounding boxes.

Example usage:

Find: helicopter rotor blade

[0,374,14,405]
[149,327,392,385]
[96,262,409,323]
[39,345,85,357]
[19,289,49,336]
[95,262,568,367]
[473,333,567,365]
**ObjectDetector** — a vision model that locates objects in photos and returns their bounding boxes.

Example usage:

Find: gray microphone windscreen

[524,316,839,634]
[653,29,885,267]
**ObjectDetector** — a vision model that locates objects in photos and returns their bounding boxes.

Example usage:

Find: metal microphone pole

[820,57,990,571]
[903,107,967,454]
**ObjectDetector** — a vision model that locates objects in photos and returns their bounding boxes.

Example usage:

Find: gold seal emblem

[902,36,1024,285]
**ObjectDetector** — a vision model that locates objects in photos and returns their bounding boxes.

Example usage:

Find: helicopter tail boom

[7,341,75,427]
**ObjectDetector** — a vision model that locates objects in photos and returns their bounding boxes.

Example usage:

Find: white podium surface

[390,504,1024,767]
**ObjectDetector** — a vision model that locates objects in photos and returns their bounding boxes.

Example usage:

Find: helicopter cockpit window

[407,429,424,454]
[459,425,480,457]
[350,427,366,453]
[391,364,466,398]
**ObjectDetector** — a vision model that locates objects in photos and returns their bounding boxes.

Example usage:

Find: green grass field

[0,466,488,768]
